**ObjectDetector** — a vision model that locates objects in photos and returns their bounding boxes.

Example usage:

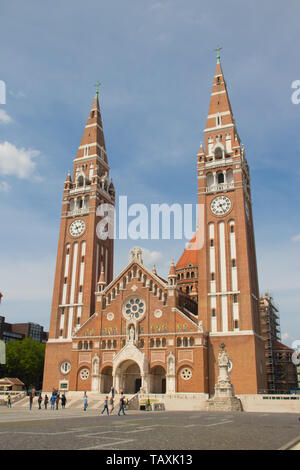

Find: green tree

[0,338,45,390]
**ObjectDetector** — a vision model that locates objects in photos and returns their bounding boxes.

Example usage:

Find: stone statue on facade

[129,325,135,342]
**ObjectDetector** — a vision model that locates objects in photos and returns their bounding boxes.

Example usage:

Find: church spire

[202,53,241,158]
[75,87,108,163]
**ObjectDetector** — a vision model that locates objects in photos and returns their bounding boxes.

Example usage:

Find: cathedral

[42,55,267,396]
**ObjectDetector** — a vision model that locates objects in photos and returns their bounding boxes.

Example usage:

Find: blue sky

[0,0,299,345]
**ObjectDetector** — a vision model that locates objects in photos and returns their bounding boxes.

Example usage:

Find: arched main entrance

[116,360,142,394]
[100,366,113,393]
[150,365,166,394]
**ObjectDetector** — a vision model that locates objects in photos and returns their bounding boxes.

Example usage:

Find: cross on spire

[94,81,101,97]
[214,45,222,63]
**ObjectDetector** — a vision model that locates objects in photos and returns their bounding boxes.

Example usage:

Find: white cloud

[281,332,295,346]
[0,109,13,124]
[0,141,41,180]
[0,180,11,192]
[9,90,26,99]
[291,234,300,243]
[142,248,164,266]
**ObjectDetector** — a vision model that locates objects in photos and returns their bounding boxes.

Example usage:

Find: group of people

[100,387,127,416]
[29,390,67,410]
[83,387,127,415]
[25,386,128,415]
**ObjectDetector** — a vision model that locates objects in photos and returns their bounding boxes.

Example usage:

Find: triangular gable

[172,308,198,331]
[73,312,99,338]
[99,258,168,296]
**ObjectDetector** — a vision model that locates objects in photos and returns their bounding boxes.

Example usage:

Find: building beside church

[42,55,268,396]
[259,293,298,393]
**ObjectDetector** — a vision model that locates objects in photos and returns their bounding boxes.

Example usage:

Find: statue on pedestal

[206,343,242,411]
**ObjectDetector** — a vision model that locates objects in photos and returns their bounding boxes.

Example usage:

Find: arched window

[150,338,154,348]
[183,337,189,347]
[206,172,214,190]
[69,199,75,211]
[217,172,224,184]
[177,337,182,347]
[226,169,234,185]
[77,175,84,187]
[215,147,223,160]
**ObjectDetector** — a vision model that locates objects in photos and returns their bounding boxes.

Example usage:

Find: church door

[135,378,142,393]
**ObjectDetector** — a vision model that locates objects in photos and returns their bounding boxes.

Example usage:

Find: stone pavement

[0,406,300,450]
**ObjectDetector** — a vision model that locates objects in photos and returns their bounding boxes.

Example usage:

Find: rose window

[80,368,89,380]
[181,367,192,381]
[123,297,146,320]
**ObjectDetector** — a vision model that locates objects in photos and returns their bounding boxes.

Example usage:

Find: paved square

[0,407,300,450]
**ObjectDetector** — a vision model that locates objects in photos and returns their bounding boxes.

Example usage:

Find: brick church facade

[42,56,267,396]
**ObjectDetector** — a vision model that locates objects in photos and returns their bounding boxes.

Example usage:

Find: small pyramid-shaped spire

[65,171,72,182]
[64,171,72,190]
[168,260,176,277]
[190,283,197,296]
[97,268,106,291]
[197,142,205,157]
[152,264,157,275]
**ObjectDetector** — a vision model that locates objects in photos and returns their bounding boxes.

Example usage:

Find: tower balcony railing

[67,208,89,217]
[206,182,234,194]
[69,185,92,195]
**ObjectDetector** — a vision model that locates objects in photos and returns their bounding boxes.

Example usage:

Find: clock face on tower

[69,219,86,237]
[210,195,231,216]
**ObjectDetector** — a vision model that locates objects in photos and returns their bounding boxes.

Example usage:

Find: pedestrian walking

[29,393,33,410]
[111,386,115,399]
[55,393,60,410]
[38,393,43,410]
[109,396,114,414]
[50,393,56,410]
[61,393,67,409]
[44,394,49,409]
[7,394,11,408]
[118,394,126,416]
[101,396,109,415]
[83,392,88,411]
